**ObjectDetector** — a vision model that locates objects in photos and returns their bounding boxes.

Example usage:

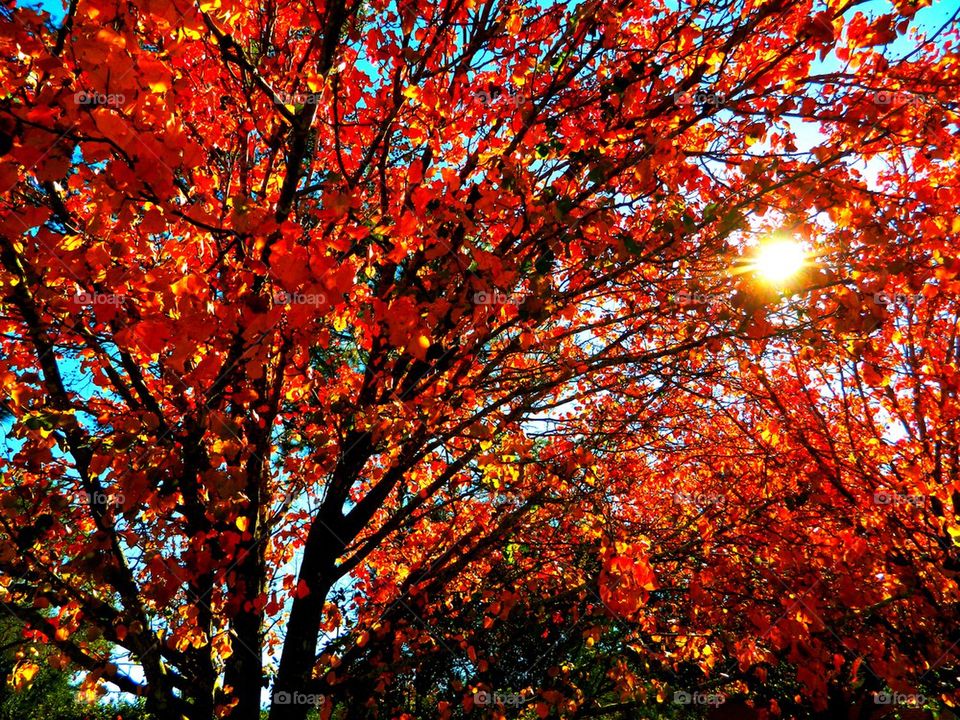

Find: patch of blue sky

[14,0,65,23]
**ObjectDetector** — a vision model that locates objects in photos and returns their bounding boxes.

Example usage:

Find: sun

[751,238,807,284]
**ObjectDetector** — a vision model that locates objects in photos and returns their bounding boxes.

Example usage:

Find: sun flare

[752,238,807,284]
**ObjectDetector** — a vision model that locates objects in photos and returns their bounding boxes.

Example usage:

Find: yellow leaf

[175,626,208,652]
[61,235,83,251]
[11,661,39,690]
[236,517,249,532]
[95,28,126,50]
[172,272,204,298]
[706,51,726,74]
[212,632,233,660]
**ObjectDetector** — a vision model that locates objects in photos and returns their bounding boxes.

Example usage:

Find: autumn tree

[0,0,957,717]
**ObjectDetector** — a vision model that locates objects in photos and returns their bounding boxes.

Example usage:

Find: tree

[0,613,149,719]
[0,0,957,717]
